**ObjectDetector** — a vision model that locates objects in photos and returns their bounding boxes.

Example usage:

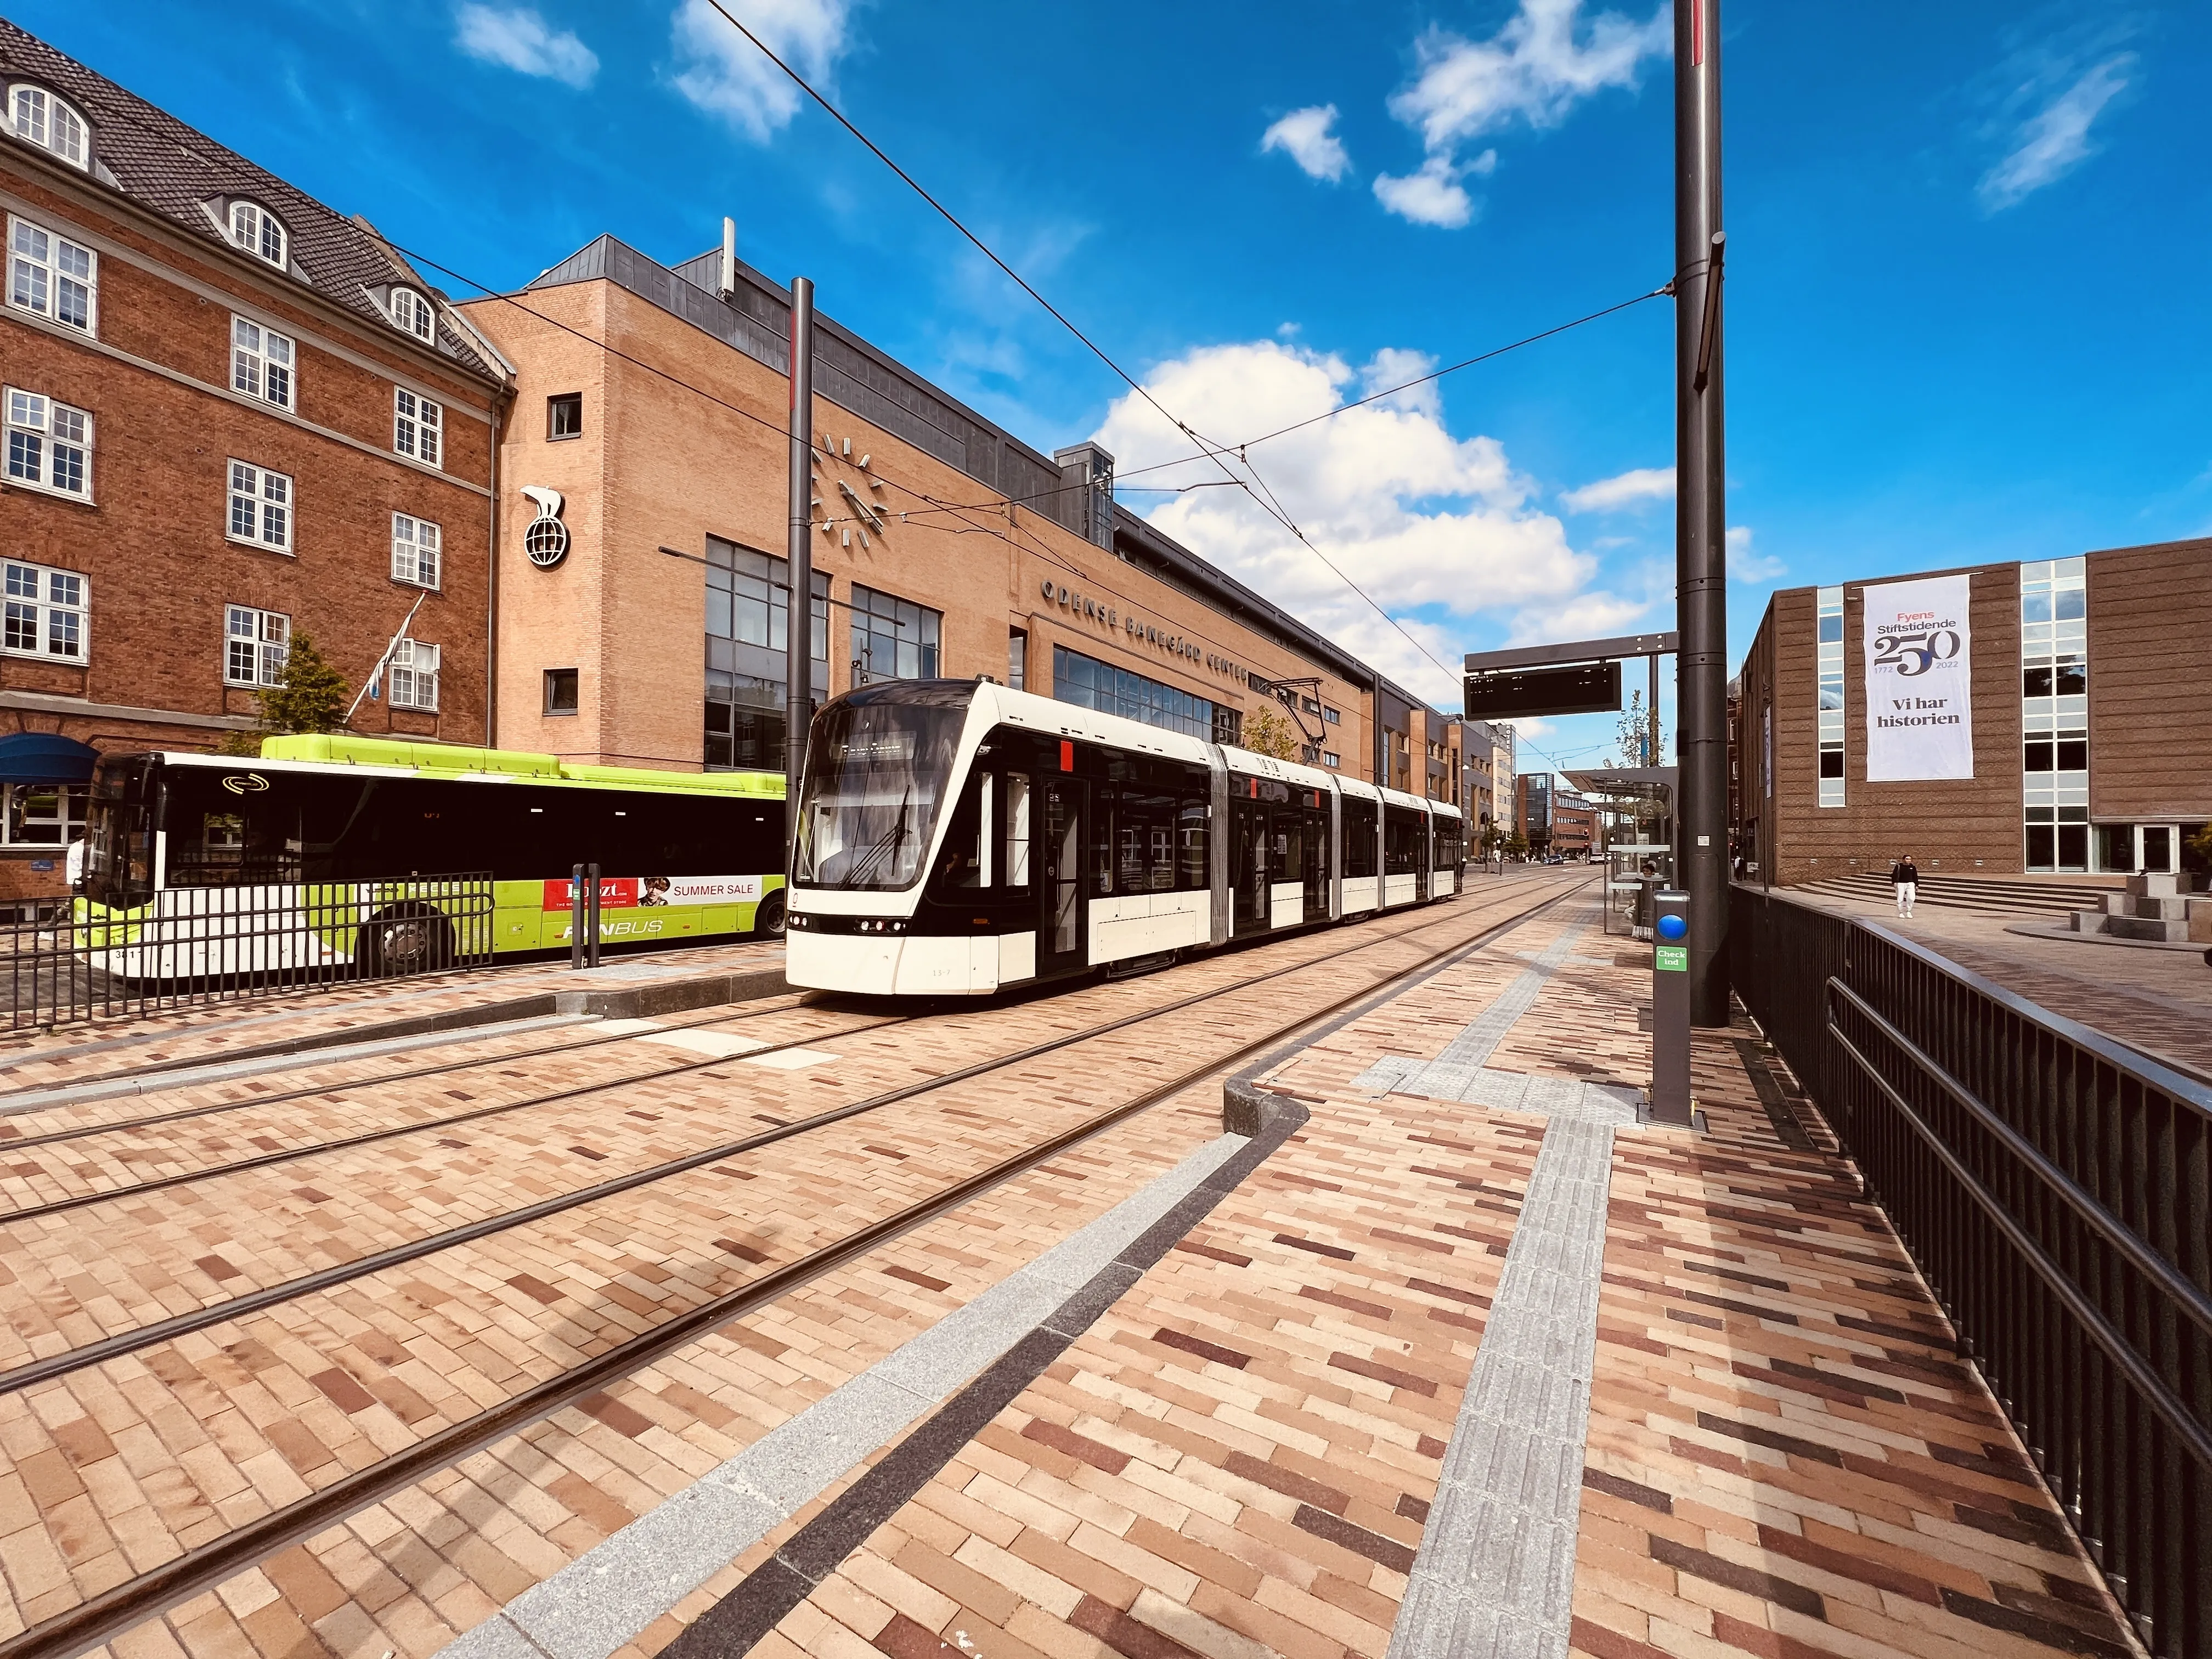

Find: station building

[1735,540,2212,885]
[458,234,1488,799]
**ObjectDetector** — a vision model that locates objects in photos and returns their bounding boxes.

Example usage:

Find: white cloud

[1261,105,1351,183]
[1377,0,1667,225]
[1977,51,2135,211]
[671,0,852,142]
[1560,465,1673,512]
[1725,523,1786,582]
[454,4,599,88]
[1094,339,1605,706]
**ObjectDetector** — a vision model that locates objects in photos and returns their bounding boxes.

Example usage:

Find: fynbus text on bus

[73,735,786,979]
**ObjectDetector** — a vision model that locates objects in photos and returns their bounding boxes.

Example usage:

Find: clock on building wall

[522,486,570,569]
[812,436,890,550]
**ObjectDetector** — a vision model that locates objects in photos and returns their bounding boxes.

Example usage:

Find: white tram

[785,679,1465,996]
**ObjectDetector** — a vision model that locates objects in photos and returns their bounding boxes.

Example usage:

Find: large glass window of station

[2020,557,2087,871]
[1053,645,1222,742]
[704,536,826,771]
[850,584,940,686]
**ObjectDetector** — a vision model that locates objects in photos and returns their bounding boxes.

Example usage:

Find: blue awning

[0,733,98,785]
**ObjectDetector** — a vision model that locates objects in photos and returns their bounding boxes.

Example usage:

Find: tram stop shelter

[1568,766,1678,937]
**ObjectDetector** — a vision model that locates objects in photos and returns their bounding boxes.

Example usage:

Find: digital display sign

[1463,660,1622,720]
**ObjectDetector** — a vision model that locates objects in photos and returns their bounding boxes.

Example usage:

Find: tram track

[0,873,1588,1659]
[0,880,1577,1401]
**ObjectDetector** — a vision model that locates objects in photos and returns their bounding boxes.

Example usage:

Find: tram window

[1178,804,1207,889]
[1277,816,1300,882]
[1342,799,1378,878]
[937,775,988,889]
[1115,791,1181,893]
[1004,773,1031,889]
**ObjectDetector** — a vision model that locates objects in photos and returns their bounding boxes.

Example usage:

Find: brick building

[0,21,509,902]
[459,234,1473,790]
[1735,540,2212,885]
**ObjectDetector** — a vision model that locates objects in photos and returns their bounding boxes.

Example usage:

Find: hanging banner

[1862,574,1974,781]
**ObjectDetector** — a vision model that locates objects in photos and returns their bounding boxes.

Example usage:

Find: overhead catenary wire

[693,5,1666,708]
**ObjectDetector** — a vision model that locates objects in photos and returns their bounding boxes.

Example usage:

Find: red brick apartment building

[0,20,509,902]
[1735,540,2212,885]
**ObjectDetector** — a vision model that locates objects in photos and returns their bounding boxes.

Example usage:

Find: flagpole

[345,589,431,727]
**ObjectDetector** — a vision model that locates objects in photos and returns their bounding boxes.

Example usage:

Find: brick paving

[696,900,2142,1659]
[0,939,787,1093]
[0,876,1582,1659]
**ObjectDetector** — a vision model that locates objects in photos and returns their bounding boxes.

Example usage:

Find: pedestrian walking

[1891,853,1920,918]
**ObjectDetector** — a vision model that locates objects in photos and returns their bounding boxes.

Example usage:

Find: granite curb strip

[436,1116,1297,1659]
[0,965,790,1114]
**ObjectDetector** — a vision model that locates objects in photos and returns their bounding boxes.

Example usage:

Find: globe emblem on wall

[521,485,570,569]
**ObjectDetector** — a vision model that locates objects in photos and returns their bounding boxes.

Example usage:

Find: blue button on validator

[1656,913,1688,941]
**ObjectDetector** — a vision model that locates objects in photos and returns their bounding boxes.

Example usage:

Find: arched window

[228,200,287,268]
[9,86,88,169]
[388,286,435,341]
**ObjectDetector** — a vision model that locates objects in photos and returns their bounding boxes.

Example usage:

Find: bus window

[1004,774,1031,889]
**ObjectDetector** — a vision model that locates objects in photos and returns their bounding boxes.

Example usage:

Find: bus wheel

[755,890,787,938]
[360,904,455,977]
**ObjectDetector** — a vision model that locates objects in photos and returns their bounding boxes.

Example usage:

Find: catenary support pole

[785,278,815,835]
[1674,0,1728,1025]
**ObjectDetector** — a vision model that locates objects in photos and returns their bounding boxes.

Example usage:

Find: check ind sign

[1655,945,1688,972]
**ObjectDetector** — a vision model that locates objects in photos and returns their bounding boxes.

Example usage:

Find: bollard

[570,864,586,971]
[586,861,602,968]
[1649,889,1694,1126]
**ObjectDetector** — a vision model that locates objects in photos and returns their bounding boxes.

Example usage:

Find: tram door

[1039,777,1086,974]
[1232,800,1268,934]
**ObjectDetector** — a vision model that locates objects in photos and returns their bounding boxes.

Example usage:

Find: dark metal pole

[1674,0,1728,1025]
[785,277,816,836]
[570,864,585,972]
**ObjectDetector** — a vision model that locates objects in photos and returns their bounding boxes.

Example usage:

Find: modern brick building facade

[1735,540,2212,885]
[460,235,1481,793]
[0,21,509,903]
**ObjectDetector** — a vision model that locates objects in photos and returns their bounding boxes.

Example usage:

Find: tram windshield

[794,693,969,890]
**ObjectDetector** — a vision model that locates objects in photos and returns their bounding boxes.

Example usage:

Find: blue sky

[21,0,2210,776]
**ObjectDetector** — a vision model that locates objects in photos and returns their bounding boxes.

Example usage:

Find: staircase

[1790,870,2119,917]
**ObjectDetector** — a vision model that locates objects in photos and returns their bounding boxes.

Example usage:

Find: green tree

[1241,702,1302,761]
[215,633,351,757]
[1612,690,1664,769]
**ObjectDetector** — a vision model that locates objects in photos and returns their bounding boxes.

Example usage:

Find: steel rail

[0,992,814,1153]
[0,879,1583,1659]
[0,882,1581,1401]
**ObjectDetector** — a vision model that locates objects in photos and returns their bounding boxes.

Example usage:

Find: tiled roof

[0,18,501,383]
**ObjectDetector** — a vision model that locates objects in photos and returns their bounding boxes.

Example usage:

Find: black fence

[1731,884,2210,1657]
[1,873,497,1032]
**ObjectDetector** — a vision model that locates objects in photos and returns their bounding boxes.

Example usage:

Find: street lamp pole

[785,277,816,830]
[1674,0,1729,1025]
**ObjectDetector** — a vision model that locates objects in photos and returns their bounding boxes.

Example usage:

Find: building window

[226,461,292,552]
[1322,751,1340,768]
[391,512,441,589]
[704,537,826,770]
[393,388,442,467]
[5,388,91,500]
[1008,628,1026,692]
[224,605,290,687]
[9,86,87,169]
[231,317,294,409]
[547,392,582,441]
[228,201,287,268]
[388,639,439,711]
[1212,706,1241,747]
[850,583,940,685]
[1815,585,1844,808]
[1,558,86,662]
[1,782,87,845]
[1053,644,1219,742]
[388,287,435,341]
[1322,706,1339,725]
[544,667,579,714]
[2021,557,2089,872]
[8,218,94,333]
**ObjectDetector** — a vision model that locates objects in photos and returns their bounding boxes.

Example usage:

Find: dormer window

[228,201,287,268]
[388,286,435,341]
[9,86,88,170]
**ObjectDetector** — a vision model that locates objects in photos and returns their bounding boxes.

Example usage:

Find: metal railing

[1731,884,2209,1657]
[0,873,496,1032]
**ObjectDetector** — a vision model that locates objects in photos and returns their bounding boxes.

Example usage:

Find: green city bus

[74,735,786,975]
